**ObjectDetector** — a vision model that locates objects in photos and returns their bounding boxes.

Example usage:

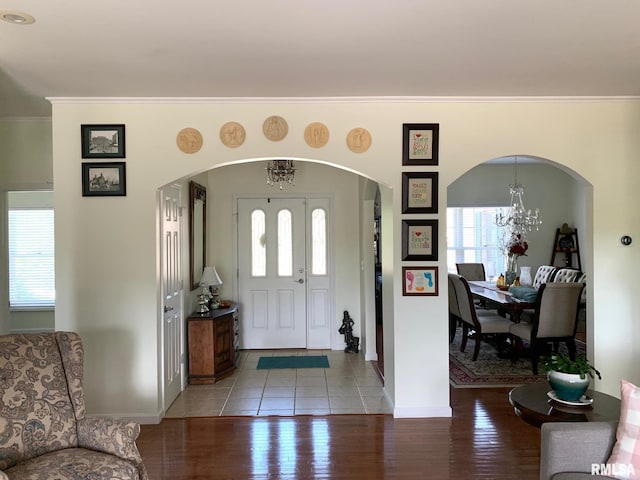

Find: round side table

[509,382,621,428]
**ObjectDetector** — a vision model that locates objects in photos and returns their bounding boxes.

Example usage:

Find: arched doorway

[446,155,593,388]
[162,158,394,415]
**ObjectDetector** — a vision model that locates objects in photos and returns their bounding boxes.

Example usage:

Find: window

[251,209,266,277]
[8,191,55,309]
[277,209,292,276]
[311,208,327,275]
[446,206,505,279]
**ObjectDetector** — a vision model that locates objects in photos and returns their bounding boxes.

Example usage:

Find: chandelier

[495,156,542,233]
[266,160,296,190]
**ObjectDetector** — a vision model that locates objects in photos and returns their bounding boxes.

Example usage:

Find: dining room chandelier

[266,160,296,190]
[495,156,542,233]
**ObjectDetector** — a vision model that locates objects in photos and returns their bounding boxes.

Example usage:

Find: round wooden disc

[346,127,372,153]
[220,121,246,148]
[304,122,330,148]
[263,115,288,141]
[176,128,203,154]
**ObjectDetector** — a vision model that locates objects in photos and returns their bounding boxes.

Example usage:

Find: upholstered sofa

[540,422,618,480]
[0,332,148,480]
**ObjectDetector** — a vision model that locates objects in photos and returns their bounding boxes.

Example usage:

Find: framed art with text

[82,162,126,197]
[402,172,438,214]
[402,266,439,296]
[402,219,438,261]
[402,123,439,165]
[81,124,126,158]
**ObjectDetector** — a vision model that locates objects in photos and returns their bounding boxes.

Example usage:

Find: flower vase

[520,266,532,286]
[505,255,518,286]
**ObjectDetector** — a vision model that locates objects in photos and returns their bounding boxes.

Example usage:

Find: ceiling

[1,1,640,118]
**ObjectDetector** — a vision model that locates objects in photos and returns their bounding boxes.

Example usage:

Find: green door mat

[257,355,330,370]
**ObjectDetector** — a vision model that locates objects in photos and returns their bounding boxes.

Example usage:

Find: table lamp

[200,266,223,309]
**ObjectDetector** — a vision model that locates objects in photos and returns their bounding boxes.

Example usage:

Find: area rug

[257,355,330,370]
[449,331,586,388]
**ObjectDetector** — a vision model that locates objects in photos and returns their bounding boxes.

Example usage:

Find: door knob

[295,278,304,284]
[164,305,174,312]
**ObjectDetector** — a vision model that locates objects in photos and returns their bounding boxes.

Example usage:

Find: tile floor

[165,349,392,417]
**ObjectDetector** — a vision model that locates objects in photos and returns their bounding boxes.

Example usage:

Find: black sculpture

[339,310,360,353]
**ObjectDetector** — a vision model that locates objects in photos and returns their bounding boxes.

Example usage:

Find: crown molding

[46,95,640,105]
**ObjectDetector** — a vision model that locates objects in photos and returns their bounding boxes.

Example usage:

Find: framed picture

[402,123,439,165]
[81,124,126,158]
[402,172,438,214]
[402,266,438,296]
[82,162,126,197]
[402,219,438,261]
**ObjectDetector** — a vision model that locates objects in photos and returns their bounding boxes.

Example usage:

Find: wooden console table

[187,303,239,384]
[509,383,620,428]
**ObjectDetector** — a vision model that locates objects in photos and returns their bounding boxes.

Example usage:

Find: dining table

[467,280,536,322]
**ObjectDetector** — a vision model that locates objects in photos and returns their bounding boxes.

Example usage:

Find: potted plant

[541,353,601,402]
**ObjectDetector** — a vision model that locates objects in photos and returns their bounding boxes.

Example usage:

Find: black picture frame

[82,162,126,197]
[402,123,439,165]
[81,124,126,158]
[402,172,438,214]
[402,266,439,296]
[402,219,438,261]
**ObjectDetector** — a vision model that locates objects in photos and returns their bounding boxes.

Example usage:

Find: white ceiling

[1,1,640,118]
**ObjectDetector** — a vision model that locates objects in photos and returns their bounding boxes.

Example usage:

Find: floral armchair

[0,332,148,480]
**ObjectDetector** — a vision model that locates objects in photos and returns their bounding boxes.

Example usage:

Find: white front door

[160,185,183,411]
[238,198,307,349]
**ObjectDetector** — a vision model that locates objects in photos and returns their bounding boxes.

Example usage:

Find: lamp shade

[200,266,223,286]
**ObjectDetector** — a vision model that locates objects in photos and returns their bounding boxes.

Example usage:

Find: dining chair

[532,265,558,289]
[455,263,488,308]
[448,275,462,342]
[455,263,486,281]
[509,281,586,374]
[448,273,513,360]
[551,267,582,283]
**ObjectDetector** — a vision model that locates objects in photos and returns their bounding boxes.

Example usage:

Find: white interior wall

[43,99,640,420]
[0,118,52,190]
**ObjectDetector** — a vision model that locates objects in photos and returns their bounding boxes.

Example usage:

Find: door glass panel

[311,208,327,275]
[251,209,266,277]
[278,209,292,276]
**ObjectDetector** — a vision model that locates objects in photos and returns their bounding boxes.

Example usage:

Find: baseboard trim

[393,405,452,418]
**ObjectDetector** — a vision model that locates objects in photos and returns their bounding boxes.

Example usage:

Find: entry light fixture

[266,160,296,190]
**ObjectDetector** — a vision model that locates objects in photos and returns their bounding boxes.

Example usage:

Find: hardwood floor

[137,386,541,479]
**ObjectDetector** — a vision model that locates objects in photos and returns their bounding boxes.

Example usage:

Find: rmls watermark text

[591,463,635,476]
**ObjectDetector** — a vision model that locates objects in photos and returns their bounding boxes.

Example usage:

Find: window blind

[446,206,506,279]
[8,209,55,308]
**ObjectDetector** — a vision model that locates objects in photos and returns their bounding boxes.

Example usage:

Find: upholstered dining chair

[551,267,582,283]
[532,265,558,289]
[509,281,586,375]
[455,263,489,308]
[448,273,513,360]
[455,263,486,281]
[448,274,462,342]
